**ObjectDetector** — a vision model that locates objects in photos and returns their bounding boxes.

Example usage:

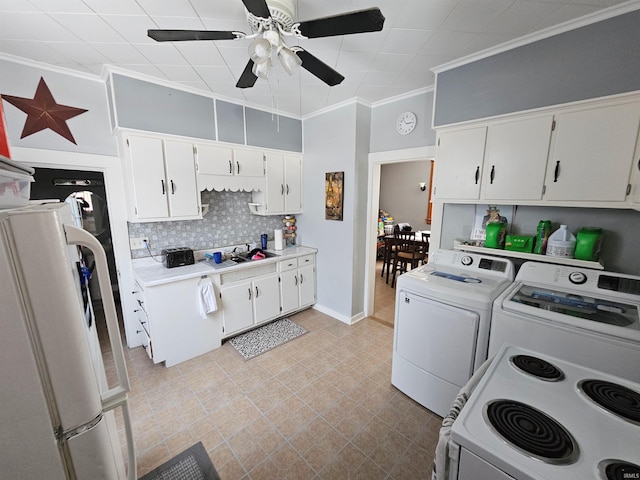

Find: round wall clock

[396,111,417,135]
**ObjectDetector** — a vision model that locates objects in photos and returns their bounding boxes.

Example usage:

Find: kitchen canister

[574,227,603,261]
[546,225,576,257]
[485,222,507,249]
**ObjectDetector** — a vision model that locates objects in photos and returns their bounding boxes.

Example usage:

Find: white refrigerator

[0,202,136,479]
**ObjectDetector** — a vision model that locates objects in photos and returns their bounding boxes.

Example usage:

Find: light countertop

[132,245,317,287]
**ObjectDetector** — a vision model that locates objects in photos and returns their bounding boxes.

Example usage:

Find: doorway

[364,147,436,322]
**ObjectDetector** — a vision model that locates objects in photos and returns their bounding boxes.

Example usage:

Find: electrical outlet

[130,237,149,250]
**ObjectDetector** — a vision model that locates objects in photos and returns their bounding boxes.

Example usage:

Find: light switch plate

[129,237,149,250]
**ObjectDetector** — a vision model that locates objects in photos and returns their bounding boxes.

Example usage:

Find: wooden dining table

[380,230,431,284]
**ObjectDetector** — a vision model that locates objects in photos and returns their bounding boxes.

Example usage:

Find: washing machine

[391,249,514,417]
[489,261,640,382]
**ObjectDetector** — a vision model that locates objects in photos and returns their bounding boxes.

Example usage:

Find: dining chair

[420,232,430,265]
[390,231,419,288]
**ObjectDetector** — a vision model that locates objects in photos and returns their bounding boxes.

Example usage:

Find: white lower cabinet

[132,277,221,367]
[220,273,281,337]
[279,254,316,315]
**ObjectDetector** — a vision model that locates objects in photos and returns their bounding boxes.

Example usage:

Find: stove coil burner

[580,380,640,425]
[598,460,640,480]
[510,355,564,381]
[484,400,578,464]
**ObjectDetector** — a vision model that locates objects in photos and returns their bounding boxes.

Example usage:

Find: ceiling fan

[148,0,385,89]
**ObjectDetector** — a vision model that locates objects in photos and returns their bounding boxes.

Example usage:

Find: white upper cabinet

[195,143,265,192]
[432,95,640,208]
[544,101,640,202]
[252,153,302,215]
[481,115,554,201]
[433,126,487,200]
[124,134,201,221]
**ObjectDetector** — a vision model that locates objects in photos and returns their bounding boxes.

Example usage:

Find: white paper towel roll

[274,228,284,250]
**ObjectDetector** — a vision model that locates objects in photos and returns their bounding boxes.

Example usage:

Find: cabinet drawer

[137,322,153,360]
[297,254,315,267]
[278,259,298,272]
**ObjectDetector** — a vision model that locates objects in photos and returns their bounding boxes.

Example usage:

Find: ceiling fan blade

[236,60,258,88]
[148,30,241,42]
[241,0,271,19]
[294,49,344,87]
[295,7,385,39]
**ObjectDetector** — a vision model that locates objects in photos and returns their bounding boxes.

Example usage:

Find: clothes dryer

[392,249,514,417]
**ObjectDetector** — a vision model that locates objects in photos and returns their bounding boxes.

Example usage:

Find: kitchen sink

[231,250,279,262]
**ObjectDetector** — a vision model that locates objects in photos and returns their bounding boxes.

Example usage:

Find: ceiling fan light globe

[278,47,302,75]
[249,37,271,64]
[252,57,272,80]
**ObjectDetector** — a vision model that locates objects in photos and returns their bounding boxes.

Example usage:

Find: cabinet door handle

[161,179,165,194]
[281,184,285,195]
[170,180,176,194]
[286,184,289,195]
[248,287,252,300]
[300,273,304,284]
[553,161,560,182]
[236,161,240,175]
[294,275,298,286]
[474,166,480,184]
[490,165,495,184]
[229,160,233,174]
[255,286,259,297]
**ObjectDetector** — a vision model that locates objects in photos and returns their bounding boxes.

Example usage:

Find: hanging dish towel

[198,278,218,318]
[432,356,493,480]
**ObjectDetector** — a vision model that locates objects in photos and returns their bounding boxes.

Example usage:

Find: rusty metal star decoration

[1,77,88,144]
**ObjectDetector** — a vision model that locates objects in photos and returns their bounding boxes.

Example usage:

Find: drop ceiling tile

[0,39,75,64]
[381,28,434,54]
[361,70,401,87]
[370,52,414,71]
[484,1,565,35]
[175,43,225,66]
[340,30,388,53]
[48,13,126,42]
[135,43,191,65]
[190,0,246,20]
[458,31,518,56]
[135,0,198,17]
[533,4,602,29]
[155,64,202,82]
[394,0,460,30]
[420,30,477,56]
[47,41,111,64]
[81,0,147,15]
[336,51,376,71]
[0,12,78,41]
[29,0,92,14]
[440,0,514,32]
[101,15,158,44]
[90,43,149,64]
[217,45,251,67]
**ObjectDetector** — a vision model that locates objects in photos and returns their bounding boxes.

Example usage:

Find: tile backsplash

[128,190,284,258]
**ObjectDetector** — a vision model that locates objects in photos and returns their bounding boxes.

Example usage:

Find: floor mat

[228,318,308,360]
[139,442,219,480]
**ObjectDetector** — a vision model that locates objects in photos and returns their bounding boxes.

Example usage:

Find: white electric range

[447,344,640,480]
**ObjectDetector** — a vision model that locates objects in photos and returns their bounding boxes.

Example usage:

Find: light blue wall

[434,9,640,127]
[0,58,117,156]
[301,103,361,321]
[110,72,302,152]
[370,90,435,152]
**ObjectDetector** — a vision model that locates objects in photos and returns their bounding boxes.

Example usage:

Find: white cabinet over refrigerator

[0,202,135,480]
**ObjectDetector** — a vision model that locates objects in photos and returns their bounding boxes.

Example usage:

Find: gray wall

[380,161,431,230]
[300,103,362,322]
[370,90,436,152]
[110,73,302,152]
[440,204,640,275]
[434,9,640,127]
[128,190,283,258]
[0,58,117,156]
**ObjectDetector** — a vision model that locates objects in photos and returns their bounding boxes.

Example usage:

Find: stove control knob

[461,255,473,266]
[568,271,587,285]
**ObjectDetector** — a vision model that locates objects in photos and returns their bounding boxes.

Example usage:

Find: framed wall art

[325,171,344,221]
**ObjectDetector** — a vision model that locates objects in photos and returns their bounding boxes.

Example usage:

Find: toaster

[161,247,195,268]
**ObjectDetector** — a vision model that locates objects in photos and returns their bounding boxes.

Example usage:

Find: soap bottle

[534,220,552,255]
[546,225,576,257]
